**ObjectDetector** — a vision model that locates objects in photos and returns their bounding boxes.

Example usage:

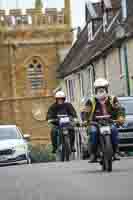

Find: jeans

[89,124,119,146]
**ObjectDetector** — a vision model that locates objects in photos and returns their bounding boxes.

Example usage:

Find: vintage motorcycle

[92,115,116,172]
[51,114,76,162]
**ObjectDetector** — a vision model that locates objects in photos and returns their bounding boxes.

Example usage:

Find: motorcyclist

[80,78,125,162]
[46,91,78,153]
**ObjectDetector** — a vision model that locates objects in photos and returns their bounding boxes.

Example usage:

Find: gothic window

[27,58,44,91]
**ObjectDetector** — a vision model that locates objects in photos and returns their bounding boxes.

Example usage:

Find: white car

[0,125,31,165]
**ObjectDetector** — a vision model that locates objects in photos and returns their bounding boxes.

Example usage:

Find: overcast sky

[0,0,99,27]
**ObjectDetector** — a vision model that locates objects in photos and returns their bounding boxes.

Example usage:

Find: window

[27,58,44,91]
[103,12,108,32]
[79,72,85,98]
[121,0,127,20]
[118,45,125,77]
[88,67,94,95]
[66,79,75,102]
[79,68,94,99]
[88,21,93,42]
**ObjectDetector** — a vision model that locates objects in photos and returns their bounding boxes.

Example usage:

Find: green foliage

[35,0,43,9]
[29,144,56,163]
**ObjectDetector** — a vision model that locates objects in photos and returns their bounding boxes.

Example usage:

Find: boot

[89,154,97,163]
[69,129,76,152]
[113,144,120,161]
[88,144,97,163]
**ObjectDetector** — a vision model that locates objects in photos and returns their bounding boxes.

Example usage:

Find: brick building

[0,0,73,144]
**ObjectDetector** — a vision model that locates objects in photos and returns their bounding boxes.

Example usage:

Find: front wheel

[102,135,113,172]
[62,135,71,161]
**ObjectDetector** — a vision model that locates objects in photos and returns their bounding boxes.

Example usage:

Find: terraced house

[0,0,73,144]
[58,0,133,116]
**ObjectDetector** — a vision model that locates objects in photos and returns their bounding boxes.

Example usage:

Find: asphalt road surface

[0,158,133,200]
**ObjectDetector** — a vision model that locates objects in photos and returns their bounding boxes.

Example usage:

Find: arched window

[27,58,44,91]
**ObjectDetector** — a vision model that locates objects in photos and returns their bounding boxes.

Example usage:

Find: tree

[35,0,43,9]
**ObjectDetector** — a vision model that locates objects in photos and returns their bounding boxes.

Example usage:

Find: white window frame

[79,72,85,98]
[66,78,75,102]
[79,68,94,99]
[88,21,93,42]
[103,12,108,32]
[88,67,94,95]
[118,45,126,78]
[121,0,127,21]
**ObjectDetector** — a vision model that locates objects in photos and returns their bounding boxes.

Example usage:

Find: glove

[48,119,57,128]
[82,121,88,127]
[117,116,125,125]
[73,118,78,123]
[73,118,80,127]
[48,122,54,129]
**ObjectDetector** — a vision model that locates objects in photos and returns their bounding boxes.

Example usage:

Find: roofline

[59,23,88,70]
[60,32,133,78]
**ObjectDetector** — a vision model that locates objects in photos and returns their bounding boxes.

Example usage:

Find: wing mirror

[23,134,31,141]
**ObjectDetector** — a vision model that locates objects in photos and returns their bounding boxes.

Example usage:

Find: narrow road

[0,158,133,200]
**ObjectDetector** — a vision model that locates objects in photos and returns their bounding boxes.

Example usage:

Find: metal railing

[74,125,88,160]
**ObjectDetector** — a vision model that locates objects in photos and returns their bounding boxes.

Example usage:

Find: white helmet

[94,78,109,89]
[55,91,66,99]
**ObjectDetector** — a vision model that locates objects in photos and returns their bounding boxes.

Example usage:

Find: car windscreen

[0,127,22,140]
[119,99,133,115]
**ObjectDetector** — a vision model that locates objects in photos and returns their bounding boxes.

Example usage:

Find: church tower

[0,1,73,144]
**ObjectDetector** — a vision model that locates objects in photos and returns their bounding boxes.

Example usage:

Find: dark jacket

[46,102,77,121]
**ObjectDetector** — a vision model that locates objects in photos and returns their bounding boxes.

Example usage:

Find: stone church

[0,0,72,144]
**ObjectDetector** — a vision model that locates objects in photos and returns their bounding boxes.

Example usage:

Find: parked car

[0,125,31,165]
[118,96,133,151]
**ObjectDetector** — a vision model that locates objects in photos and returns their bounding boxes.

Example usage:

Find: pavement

[0,158,133,200]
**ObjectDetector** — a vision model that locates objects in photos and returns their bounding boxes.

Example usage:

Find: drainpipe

[123,43,130,96]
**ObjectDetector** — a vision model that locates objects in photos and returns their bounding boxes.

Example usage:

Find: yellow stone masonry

[0,0,72,145]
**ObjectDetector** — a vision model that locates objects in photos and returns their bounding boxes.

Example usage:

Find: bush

[29,144,56,163]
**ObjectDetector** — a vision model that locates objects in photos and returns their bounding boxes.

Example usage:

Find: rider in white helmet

[46,90,77,153]
[94,78,109,99]
[81,78,125,162]
[55,91,66,99]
